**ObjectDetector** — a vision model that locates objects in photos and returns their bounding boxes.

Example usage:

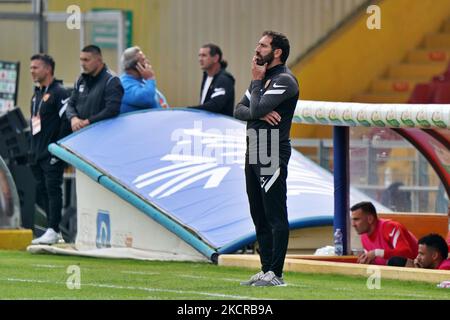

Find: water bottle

[334,228,343,256]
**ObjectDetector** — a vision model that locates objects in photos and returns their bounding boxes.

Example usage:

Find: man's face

[255,35,275,66]
[351,209,371,235]
[136,51,148,66]
[80,52,102,75]
[198,47,217,71]
[415,244,437,269]
[30,59,50,84]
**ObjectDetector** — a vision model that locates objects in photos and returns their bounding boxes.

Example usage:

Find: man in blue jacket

[119,46,166,113]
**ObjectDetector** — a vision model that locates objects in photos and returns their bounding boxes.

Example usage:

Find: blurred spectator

[381,182,411,212]
[185,44,235,116]
[119,46,167,113]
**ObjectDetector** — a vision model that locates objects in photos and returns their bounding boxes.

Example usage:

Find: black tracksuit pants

[245,161,289,278]
[30,156,64,232]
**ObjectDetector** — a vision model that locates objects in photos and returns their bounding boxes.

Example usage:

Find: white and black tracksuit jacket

[233,63,299,278]
[188,68,235,116]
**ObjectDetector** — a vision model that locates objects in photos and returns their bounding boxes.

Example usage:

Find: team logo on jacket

[272,83,287,88]
[211,87,226,99]
[260,176,269,187]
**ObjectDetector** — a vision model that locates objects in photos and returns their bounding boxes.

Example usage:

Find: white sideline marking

[26,266,308,289]
[121,270,309,288]
[31,264,64,269]
[121,270,241,282]
[2,278,266,300]
[120,271,161,276]
[178,274,238,282]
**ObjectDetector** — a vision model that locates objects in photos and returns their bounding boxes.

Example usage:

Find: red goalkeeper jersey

[438,259,450,270]
[361,218,418,265]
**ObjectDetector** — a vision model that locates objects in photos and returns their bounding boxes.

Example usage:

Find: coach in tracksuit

[186,44,235,116]
[29,54,71,245]
[66,45,123,132]
[234,31,299,287]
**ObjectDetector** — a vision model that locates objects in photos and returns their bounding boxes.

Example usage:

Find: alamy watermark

[66,5,81,30]
[66,265,81,290]
[366,266,381,290]
[170,121,279,175]
[366,5,381,30]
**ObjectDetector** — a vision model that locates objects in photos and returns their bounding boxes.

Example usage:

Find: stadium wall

[46,0,366,109]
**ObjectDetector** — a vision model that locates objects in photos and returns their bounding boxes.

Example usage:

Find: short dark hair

[30,53,55,75]
[82,45,102,56]
[262,30,290,64]
[350,201,377,216]
[418,234,448,260]
[202,43,227,69]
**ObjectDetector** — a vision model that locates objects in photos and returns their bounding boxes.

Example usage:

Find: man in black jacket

[66,45,123,132]
[29,54,70,244]
[234,31,299,287]
[186,44,235,116]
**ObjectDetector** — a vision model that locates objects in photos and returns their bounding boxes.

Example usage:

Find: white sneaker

[31,228,59,245]
[240,271,265,286]
[252,271,286,287]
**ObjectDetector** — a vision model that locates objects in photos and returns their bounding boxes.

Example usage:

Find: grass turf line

[0,250,449,300]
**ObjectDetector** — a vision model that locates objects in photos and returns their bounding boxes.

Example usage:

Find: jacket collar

[265,64,286,78]
[34,78,62,93]
[82,64,108,81]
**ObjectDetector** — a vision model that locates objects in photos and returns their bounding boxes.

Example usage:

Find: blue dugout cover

[52,109,381,255]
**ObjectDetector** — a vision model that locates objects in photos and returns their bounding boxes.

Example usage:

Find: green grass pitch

[0,250,449,300]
